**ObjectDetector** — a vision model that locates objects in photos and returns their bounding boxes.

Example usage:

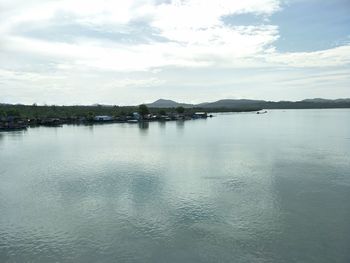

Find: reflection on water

[158,121,166,129]
[0,130,27,144]
[85,124,95,133]
[0,109,350,263]
[138,122,149,132]
[175,120,185,130]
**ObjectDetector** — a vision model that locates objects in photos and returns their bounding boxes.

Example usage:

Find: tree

[138,104,149,117]
[6,109,21,117]
[175,106,185,114]
[86,111,95,121]
[112,105,119,117]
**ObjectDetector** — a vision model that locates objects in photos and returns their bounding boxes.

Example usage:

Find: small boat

[256,111,267,114]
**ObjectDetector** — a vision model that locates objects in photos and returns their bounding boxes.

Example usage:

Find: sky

[0,0,349,105]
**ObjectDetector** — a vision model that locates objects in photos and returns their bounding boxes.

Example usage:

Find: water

[1,109,350,263]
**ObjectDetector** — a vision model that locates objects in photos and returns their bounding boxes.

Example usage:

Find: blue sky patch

[272,0,350,52]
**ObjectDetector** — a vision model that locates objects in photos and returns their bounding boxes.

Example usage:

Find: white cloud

[0,0,349,104]
[2,0,348,72]
[0,0,281,71]
[265,45,350,67]
[0,69,65,82]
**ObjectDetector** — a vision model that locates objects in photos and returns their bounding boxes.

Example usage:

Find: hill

[146,98,350,109]
[147,99,194,108]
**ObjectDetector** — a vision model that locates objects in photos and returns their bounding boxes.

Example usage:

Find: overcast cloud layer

[0,0,349,105]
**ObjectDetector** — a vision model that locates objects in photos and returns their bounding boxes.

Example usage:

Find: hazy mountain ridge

[146,98,350,109]
[302,98,350,103]
[146,99,194,108]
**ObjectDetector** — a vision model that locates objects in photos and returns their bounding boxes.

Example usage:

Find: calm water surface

[1,109,350,263]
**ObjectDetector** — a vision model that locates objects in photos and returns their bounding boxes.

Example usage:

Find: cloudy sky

[0,0,349,105]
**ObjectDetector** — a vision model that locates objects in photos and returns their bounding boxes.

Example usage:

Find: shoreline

[0,112,215,131]
[0,107,261,132]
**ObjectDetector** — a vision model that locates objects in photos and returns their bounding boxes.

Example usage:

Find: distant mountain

[334,98,350,103]
[147,98,268,109]
[198,99,266,108]
[146,98,350,109]
[302,98,350,103]
[302,98,333,103]
[147,99,194,108]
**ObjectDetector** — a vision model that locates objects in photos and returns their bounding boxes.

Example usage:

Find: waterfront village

[0,105,212,131]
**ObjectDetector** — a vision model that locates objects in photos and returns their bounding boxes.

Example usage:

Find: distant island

[1,98,349,131]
